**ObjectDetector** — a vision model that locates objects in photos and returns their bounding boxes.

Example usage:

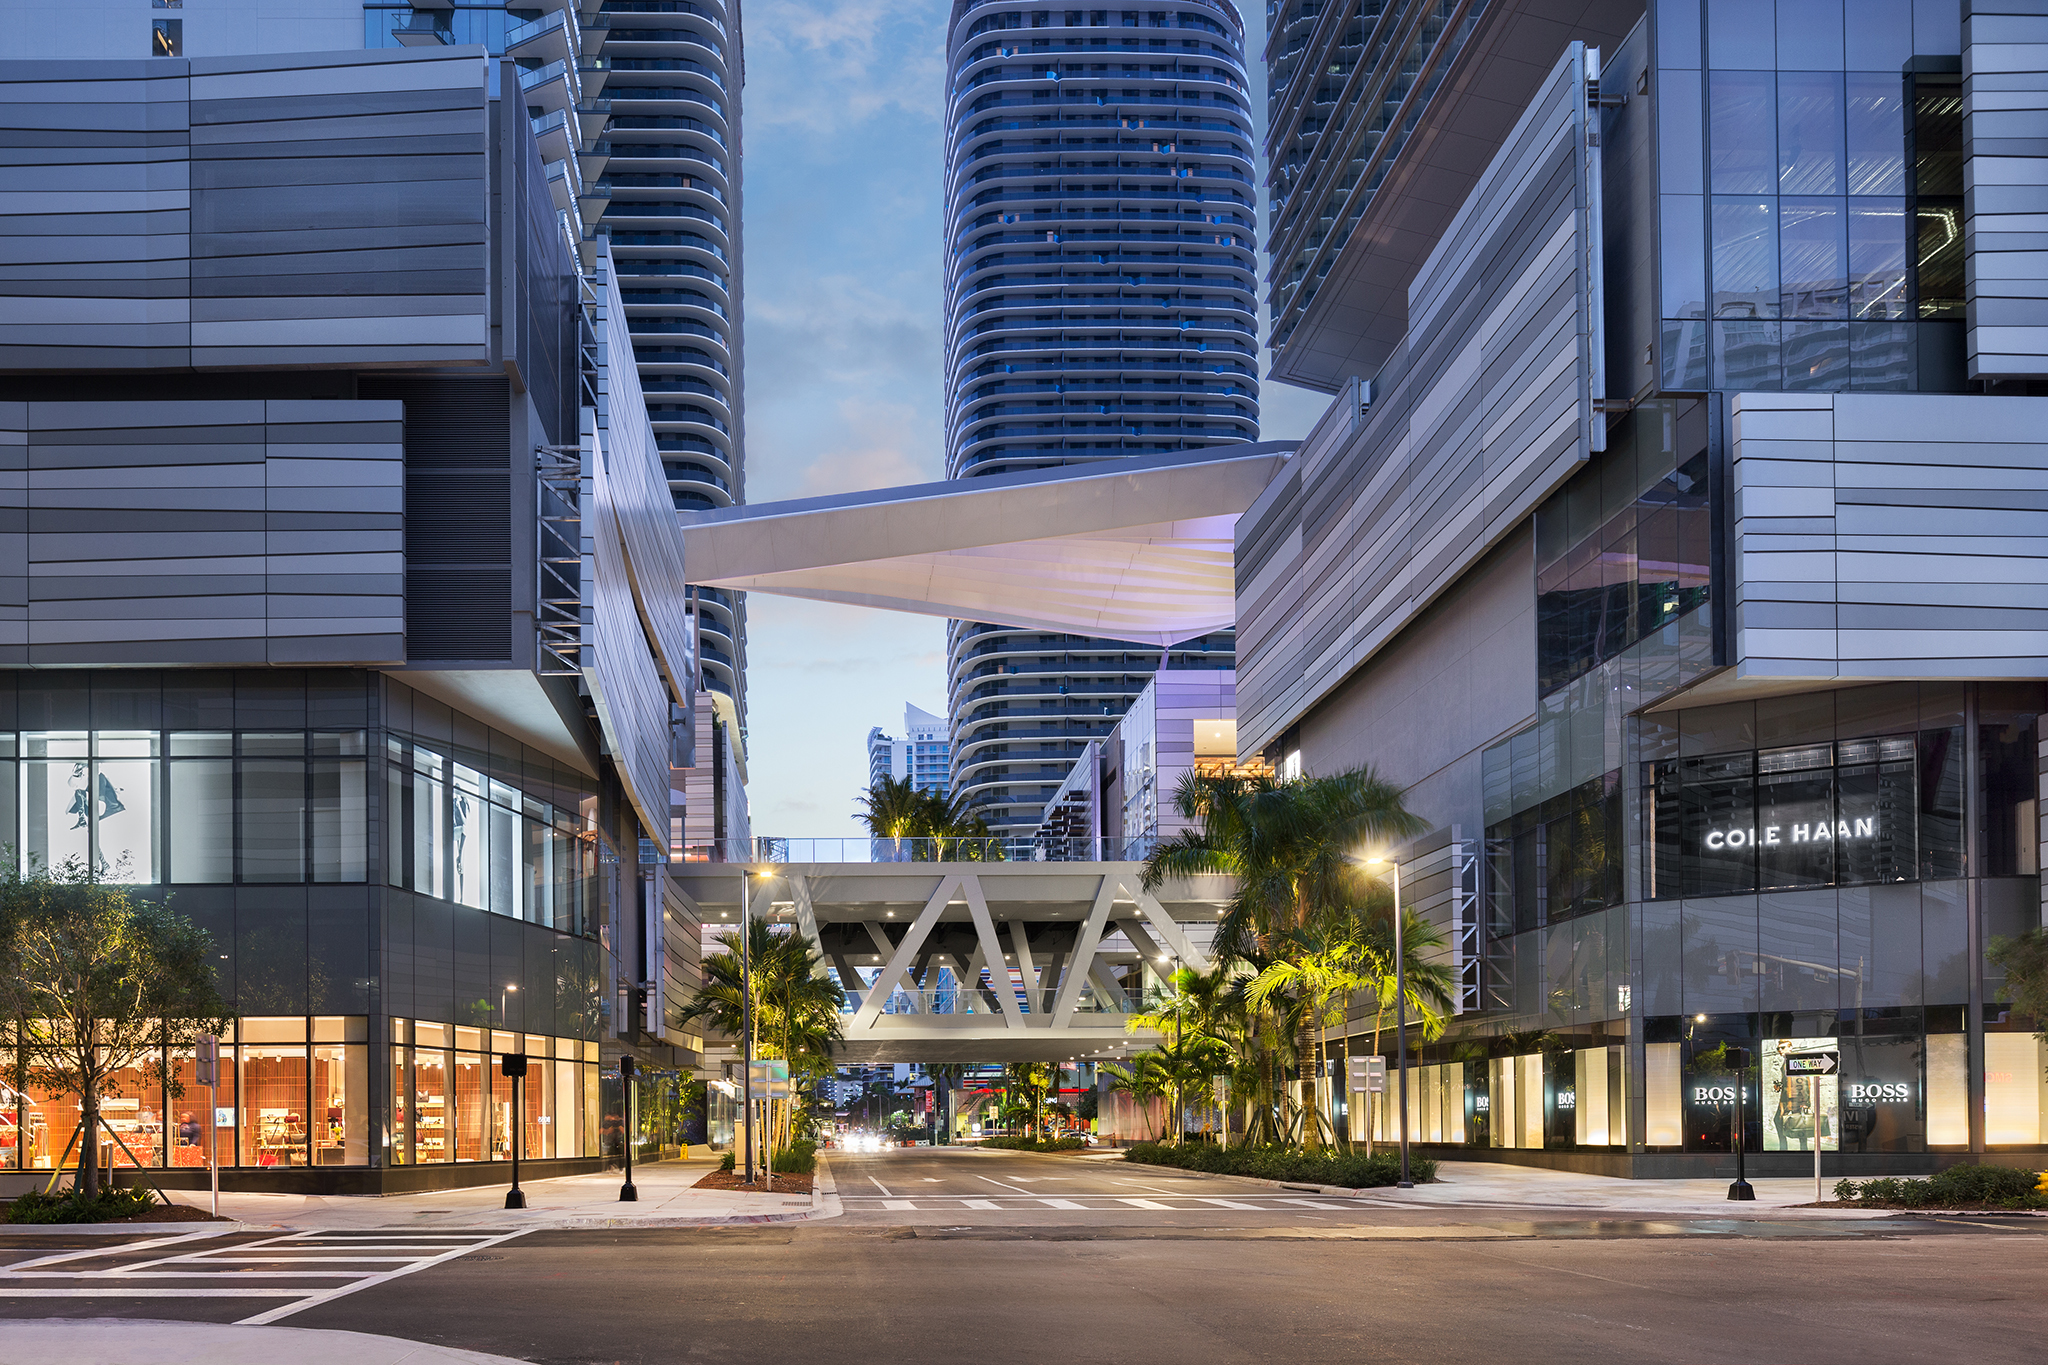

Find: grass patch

[978,1135,1087,1153]
[1122,1142,1435,1188]
[1833,1164,2046,1210]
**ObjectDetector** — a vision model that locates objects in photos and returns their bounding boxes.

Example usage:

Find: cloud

[744,0,950,133]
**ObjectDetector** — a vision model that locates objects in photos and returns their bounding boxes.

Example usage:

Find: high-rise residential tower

[868,704,953,797]
[940,2,1258,836]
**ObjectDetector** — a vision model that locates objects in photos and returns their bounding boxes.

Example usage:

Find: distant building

[1032,670,1260,858]
[867,704,952,798]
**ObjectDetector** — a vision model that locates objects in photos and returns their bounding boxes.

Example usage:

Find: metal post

[505,1064,526,1210]
[1813,1075,1823,1205]
[741,867,756,1185]
[1729,1045,1754,1200]
[619,1054,638,1201]
[1394,857,1411,1189]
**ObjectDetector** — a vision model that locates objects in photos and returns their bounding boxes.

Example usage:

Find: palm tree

[675,921,845,1156]
[1141,766,1422,1148]
[857,775,928,859]
[1099,1053,1173,1141]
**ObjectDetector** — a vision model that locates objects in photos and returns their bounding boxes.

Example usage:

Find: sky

[737,0,1328,839]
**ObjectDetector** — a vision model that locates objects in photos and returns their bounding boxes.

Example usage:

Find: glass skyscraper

[940,1,1259,836]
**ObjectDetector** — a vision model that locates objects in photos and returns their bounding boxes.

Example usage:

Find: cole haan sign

[1704,818,1876,850]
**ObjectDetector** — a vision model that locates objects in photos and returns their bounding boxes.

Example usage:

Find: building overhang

[675,443,1295,646]
[1267,0,1643,393]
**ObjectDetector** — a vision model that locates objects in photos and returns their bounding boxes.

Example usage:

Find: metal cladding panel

[592,244,693,714]
[0,49,489,372]
[1963,1,2048,379]
[0,400,404,666]
[1730,391,2048,678]
[579,406,677,840]
[1235,45,1600,758]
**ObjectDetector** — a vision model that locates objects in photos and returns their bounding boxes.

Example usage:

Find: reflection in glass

[1849,320,1914,389]
[1756,754,1835,889]
[1777,72,1843,196]
[1847,198,1909,319]
[1712,318,1781,389]
[1782,321,1848,389]
[1778,197,1845,318]
[1712,197,1778,318]
[1709,70,1776,193]
[1845,73,1905,195]
[1660,194,1707,318]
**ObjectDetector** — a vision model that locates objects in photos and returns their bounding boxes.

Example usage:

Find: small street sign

[1348,1056,1387,1093]
[1784,1050,1839,1075]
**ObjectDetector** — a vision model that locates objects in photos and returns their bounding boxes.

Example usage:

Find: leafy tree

[1989,927,2048,1038]
[1100,1053,1174,1140]
[1141,767,1422,1148]
[0,862,232,1199]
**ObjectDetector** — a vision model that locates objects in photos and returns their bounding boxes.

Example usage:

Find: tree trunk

[79,1084,100,1200]
[1297,1023,1321,1150]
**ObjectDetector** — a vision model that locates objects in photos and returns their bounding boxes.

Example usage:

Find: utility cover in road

[1783,1051,1839,1075]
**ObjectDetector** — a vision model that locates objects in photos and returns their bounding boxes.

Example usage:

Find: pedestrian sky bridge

[672,845,1231,1063]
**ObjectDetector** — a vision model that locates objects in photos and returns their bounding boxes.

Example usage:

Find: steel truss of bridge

[671,861,1232,1062]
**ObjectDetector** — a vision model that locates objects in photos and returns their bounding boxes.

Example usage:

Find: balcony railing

[679,835,1159,864]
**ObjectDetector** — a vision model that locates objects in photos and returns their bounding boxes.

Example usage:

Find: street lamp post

[740,864,760,1184]
[500,982,518,1025]
[1368,854,1413,1189]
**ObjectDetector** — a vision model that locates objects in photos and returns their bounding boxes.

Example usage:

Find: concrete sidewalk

[151,1157,824,1231]
[1090,1152,1891,1217]
[8,1317,529,1365]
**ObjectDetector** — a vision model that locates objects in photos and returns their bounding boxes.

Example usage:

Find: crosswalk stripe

[1287,1200,1355,1209]
[0,1288,309,1299]
[1196,1198,1266,1209]
[962,1199,1000,1209]
[1038,1199,1086,1209]
[1116,1198,1171,1209]
[883,1200,916,1210]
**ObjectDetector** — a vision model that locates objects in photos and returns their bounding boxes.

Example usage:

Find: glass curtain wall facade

[0,670,621,1186]
[941,1,1258,836]
[1314,2,2048,1172]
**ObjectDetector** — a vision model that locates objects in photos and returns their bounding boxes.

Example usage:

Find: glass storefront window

[389,1024,412,1166]
[312,1044,367,1165]
[1983,1032,2046,1147]
[97,1054,162,1170]
[454,1054,484,1161]
[415,1044,451,1164]
[240,1039,308,1168]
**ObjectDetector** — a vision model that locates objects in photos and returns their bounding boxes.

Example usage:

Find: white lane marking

[1038,1199,1086,1210]
[2,1229,228,1272]
[8,1271,366,1280]
[1196,1198,1266,1209]
[183,1255,430,1263]
[1116,1198,1171,1209]
[867,1176,893,1196]
[1285,1200,1354,1210]
[104,1231,328,1276]
[962,1200,1000,1210]
[235,1229,530,1327]
[882,1200,916,1211]
[0,1288,309,1299]
[972,1175,1037,1195]
[922,1179,940,1183]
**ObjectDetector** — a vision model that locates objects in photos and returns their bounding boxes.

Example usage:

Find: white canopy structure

[674,443,1295,646]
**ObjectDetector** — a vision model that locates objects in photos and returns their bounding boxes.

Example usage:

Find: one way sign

[1784,1050,1839,1075]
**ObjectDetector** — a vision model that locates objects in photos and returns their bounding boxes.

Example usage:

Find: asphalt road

[3,1149,2044,1364]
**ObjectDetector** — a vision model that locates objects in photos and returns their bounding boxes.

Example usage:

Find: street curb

[0,1221,256,1237]
[1109,1158,1903,1218]
[812,1153,843,1221]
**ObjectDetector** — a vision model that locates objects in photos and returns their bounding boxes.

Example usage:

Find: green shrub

[5,1184,161,1225]
[773,1139,818,1174]
[1122,1142,1436,1188]
[979,1134,1086,1153]
[717,1150,736,1173]
[1834,1164,2044,1209]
